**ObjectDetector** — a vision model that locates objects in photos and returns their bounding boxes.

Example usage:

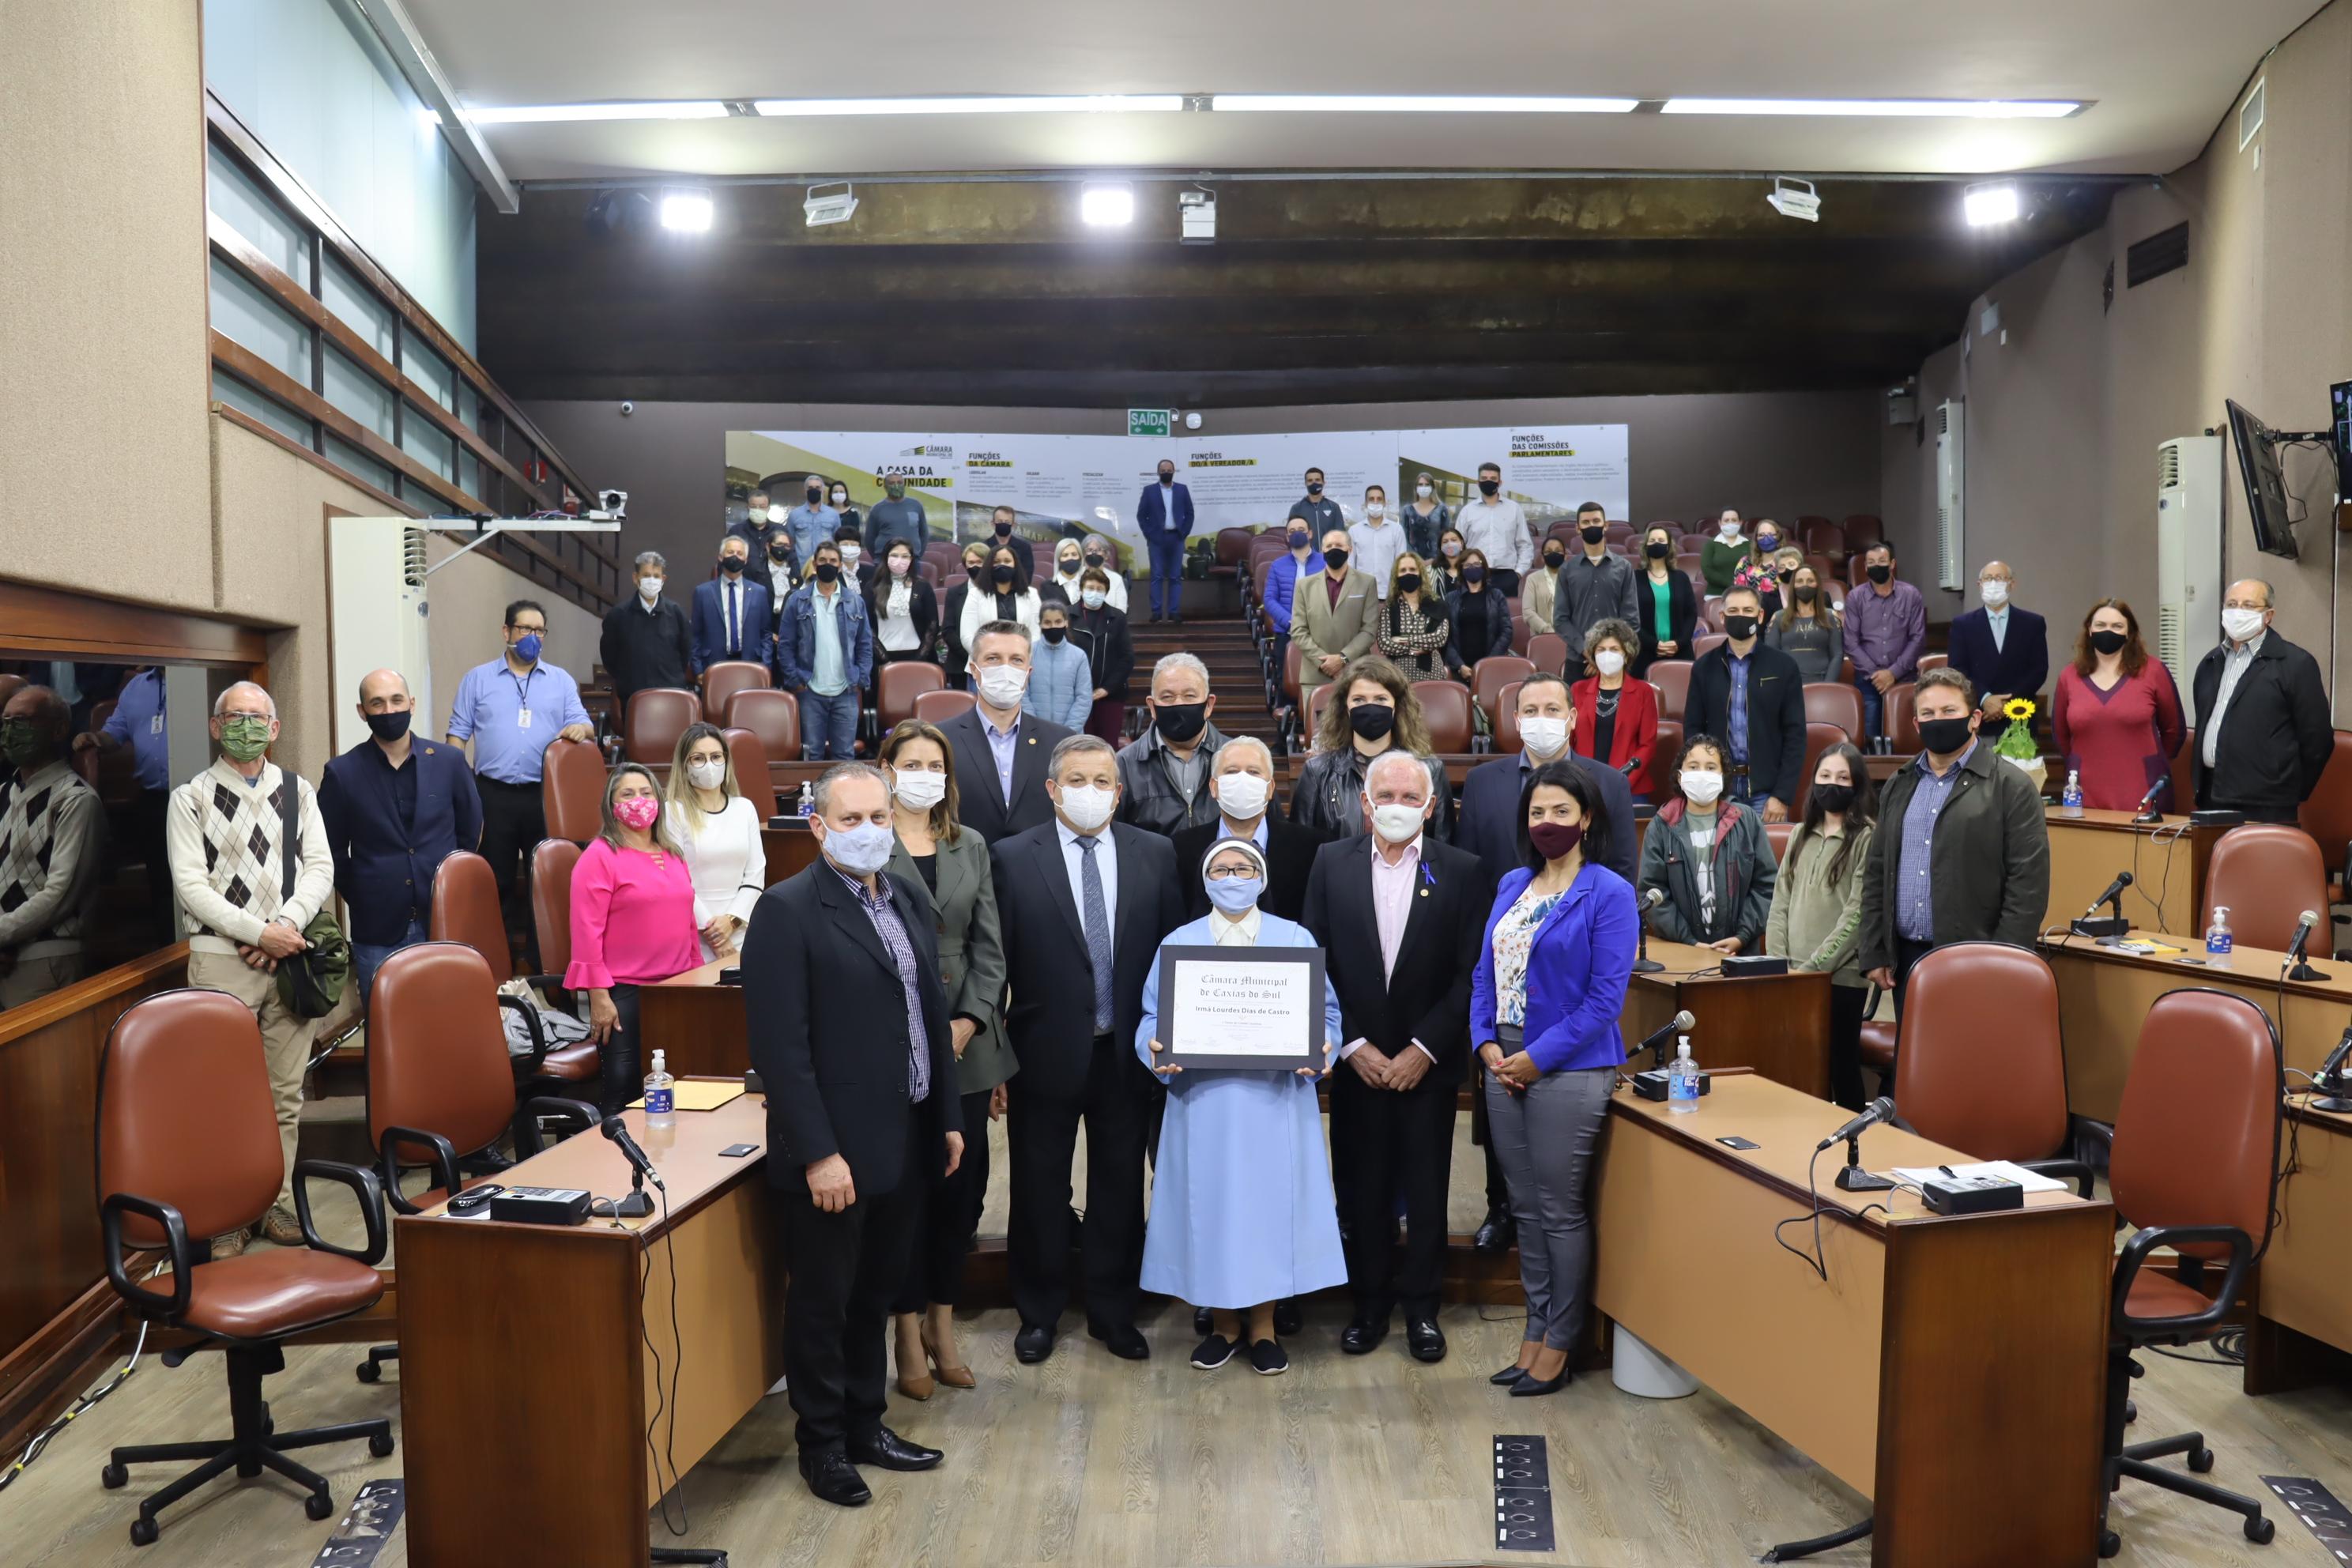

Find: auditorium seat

[1841,514,1884,550]
[2169,726,2198,815]
[922,541,961,579]
[624,688,700,765]
[1698,596,1724,633]
[1208,526,1253,586]
[1510,614,1531,655]
[912,688,976,726]
[723,727,777,816]
[1693,633,1727,658]
[1306,682,1336,741]
[917,560,940,587]
[1886,683,1920,751]
[1803,681,1864,742]
[2298,730,2352,901]
[1647,660,1692,722]
[529,839,582,981]
[1891,943,2071,1167]
[1800,518,1843,556]
[1797,723,1843,812]
[2201,824,2331,952]
[539,738,607,844]
[726,688,800,764]
[1652,720,1683,799]
[1604,522,1633,550]
[1675,552,1704,580]
[876,660,945,731]
[1765,819,1795,861]
[1805,551,1845,585]
[1414,681,1476,753]
[1494,681,1525,753]
[699,660,769,724]
[1526,633,1567,677]
[1472,656,1534,737]
[1916,652,1948,676]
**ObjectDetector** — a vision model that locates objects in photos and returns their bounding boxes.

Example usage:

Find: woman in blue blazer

[1470,759,1638,1397]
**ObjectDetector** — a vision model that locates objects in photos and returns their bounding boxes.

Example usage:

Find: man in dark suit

[1134,456,1197,625]
[1170,735,1323,922]
[1683,582,1806,820]
[1302,750,1487,1362]
[691,534,774,675]
[1946,560,2049,741]
[939,622,1073,843]
[316,668,481,1008]
[743,762,964,1508]
[1457,673,1637,887]
[2192,577,2334,824]
[599,551,694,715]
[991,733,1184,1363]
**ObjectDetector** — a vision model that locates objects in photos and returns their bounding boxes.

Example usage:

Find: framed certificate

[1155,945,1326,1072]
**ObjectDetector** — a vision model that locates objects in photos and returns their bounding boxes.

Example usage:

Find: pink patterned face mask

[615,796,661,831]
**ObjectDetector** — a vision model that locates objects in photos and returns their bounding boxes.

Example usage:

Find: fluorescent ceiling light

[659,187,714,232]
[1213,94,1638,113]
[1662,98,2081,118]
[462,101,732,124]
[1080,183,1135,227]
[752,95,1182,116]
[1963,182,2020,225]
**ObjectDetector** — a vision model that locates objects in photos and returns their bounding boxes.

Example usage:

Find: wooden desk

[2246,1097,2352,1395]
[396,1089,777,1568]
[1620,940,1833,1099]
[760,821,820,885]
[2039,811,2214,937]
[2041,928,2352,1121]
[642,961,746,1079]
[1593,1072,2113,1567]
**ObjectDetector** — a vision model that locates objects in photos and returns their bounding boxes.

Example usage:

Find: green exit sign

[1128,408,1173,438]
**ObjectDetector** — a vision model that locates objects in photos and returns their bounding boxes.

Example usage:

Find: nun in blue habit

[1138,836,1345,1375]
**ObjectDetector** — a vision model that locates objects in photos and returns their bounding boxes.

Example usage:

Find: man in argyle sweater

[0,685,104,1009]
[165,681,334,1256]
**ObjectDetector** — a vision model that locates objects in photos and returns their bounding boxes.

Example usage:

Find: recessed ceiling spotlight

[1080,183,1136,228]
[1963,181,2021,226]
[1766,176,1820,222]
[1662,98,2082,118]
[659,187,714,232]
[804,182,858,227]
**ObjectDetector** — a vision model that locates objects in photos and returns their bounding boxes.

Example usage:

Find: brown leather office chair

[2080,987,2281,1555]
[1857,987,1897,1095]
[726,686,801,762]
[2299,729,2352,903]
[1647,659,1692,722]
[699,660,769,724]
[1916,652,1949,676]
[1886,682,1921,751]
[96,989,391,1545]
[1796,722,1844,814]
[428,849,597,1088]
[1692,632,1727,658]
[624,688,701,765]
[1841,514,1884,550]
[1802,681,1865,742]
[1525,633,1567,677]
[1493,680,1525,754]
[540,737,607,844]
[1305,683,1336,742]
[2201,824,2331,952]
[876,661,946,732]
[1652,720,1684,804]
[1509,614,1531,655]
[1764,820,1795,861]
[1471,656,1535,741]
[1890,943,2071,1168]
[911,688,975,726]
[1207,526,1253,584]
[724,726,778,817]
[353,943,601,1385]
[530,839,582,982]
[1413,680,1475,754]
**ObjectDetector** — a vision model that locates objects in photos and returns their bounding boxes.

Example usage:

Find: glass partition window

[321,254,396,360]
[205,145,311,289]
[209,255,311,383]
[400,405,455,483]
[211,368,311,447]
[324,435,397,498]
[322,345,396,441]
[402,325,456,411]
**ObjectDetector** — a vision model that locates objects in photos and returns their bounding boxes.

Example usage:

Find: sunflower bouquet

[1994,696,2039,759]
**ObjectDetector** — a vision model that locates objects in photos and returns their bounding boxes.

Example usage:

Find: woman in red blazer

[1570,619,1661,801]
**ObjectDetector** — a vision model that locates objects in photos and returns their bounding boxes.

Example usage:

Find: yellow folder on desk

[627,1080,745,1112]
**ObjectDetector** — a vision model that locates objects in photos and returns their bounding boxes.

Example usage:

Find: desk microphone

[2132,779,2165,825]
[2284,909,2328,982]
[2072,871,2134,940]
[2314,1022,2352,1113]
[1626,1009,1697,1066]
[1634,888,1667,974]
[601,1118,665,1193]
[1816,1096,1897,1153]
[2080,872,2133,921]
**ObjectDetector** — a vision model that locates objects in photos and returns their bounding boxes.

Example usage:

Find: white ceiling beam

[351,0,521,213]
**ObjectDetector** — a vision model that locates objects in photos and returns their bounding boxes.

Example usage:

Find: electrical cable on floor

[0,1266,165,1498]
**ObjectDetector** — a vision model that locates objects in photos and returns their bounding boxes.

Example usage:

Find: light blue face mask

[824,821,895,876]
[1206,874,1264,915]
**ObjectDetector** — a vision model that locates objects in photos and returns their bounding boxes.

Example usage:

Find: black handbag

[273,775,349,1019]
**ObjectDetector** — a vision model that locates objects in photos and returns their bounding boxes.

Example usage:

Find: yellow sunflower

[2003,698,2036,722]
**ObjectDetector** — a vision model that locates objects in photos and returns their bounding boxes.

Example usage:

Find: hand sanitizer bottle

[2060,770,2084,818]
[797,781,814,817]
[2205,906,2233,957]
[1668,1036,1701,1113]
[644,1050,675,1129]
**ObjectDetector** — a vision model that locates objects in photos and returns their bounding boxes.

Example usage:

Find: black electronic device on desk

[2072,870,2133,941]
[2312,1020,2352,1114]
[1720,953,1788,978]
[1626,1010,1709,1100]
[1920,1174,2025,1216]
[487,1186,592,1226]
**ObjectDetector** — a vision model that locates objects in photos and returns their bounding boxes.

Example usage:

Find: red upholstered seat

[180,1250,386,1340]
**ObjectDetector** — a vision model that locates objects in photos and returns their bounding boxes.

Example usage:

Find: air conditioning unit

[326,517,432,756]
[1933,400,1965,590]
[2154,435,2223,693]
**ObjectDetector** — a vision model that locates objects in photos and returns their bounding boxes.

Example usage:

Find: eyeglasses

[1204,865,1260,881]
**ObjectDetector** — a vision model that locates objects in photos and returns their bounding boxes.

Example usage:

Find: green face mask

[220,714,272,763]
[0,718,47,769]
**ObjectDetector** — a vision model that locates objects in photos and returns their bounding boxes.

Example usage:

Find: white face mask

[1593,650,1626,678]
[1519,714,1569,758]
[1718,521,1740,538]
[637,576,663,601]
[1370,801,1427,844]
[686,758,726,791]
[1681,770,1724,806]
[1415,484,1433,499]
[1980,579,2009,608]
[1215,772,1270,820]
[976,665,1031,709]
[891,769,948,812]
[1366,503,1385,520]
[2222,606,2267,643]
[839,545,861,565]
[1442,541,1462,557]
[830,491,848,507]
[1081,588,1107,609]
[766,504,787,525]
[1056,782,1117,832]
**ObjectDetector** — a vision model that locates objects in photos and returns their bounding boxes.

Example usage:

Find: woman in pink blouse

[568,763,701,1113]
[2051,598,2187,812]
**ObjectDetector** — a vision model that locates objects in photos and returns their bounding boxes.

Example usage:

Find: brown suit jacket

[1291,567,1379,692]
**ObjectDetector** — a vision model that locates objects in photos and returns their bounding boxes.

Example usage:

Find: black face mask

[1041,625,1069,645]
[1777,568,1794,582]
[1322,548,1348,570]
[2089,629,2129,656]
[992,564,1016,586]
[1158,470,1174,484]
[1154,701,1208,743]
[1794,585,1818,604]
[1478,478,1500,496]
[1866,564,1892,585]
[1646,541,1672,559]
[806,488,823,505]
[1396,572,1423,595]
[994,521,1014,537]
[1463,565,1487,586]
[1917,715,1975,756]
[814,562,840,583]
[720,555,744,575]
[364,710,412,743]
[1581,525,1606,545]
[1543,550,1565,568]
[1348,704,1396,741]
[1811,782,1856,816]
[1306,481,1323,496]
[769,544,791,562]
[1724,614,1759,642]
[1084,552,1104,567]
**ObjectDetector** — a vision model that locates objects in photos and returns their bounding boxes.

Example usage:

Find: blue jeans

[1146,532,1187,616]
[1856,672,1885,739]
[797,688,859,760]
[352,914,428,1014]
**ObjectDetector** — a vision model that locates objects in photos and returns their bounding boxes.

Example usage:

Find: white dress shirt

[1209,906,1262,946]
[1340,834,1434,1063]
[1056,817,1119,941]
[1461,496,1534,575]
[1348,518,1405,599]
[2203,630,2267,768]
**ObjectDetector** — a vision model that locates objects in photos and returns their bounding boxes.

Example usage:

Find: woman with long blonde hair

[664,722,765,960]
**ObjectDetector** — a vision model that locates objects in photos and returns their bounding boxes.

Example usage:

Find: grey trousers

[1484,1025,1614,1351]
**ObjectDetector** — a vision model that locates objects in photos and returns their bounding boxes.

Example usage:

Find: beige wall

[1883,0,2352,710]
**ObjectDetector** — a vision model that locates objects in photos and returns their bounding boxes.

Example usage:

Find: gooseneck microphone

[1633,887,1667,974]
[602,1118,665,1192]
[1817,1096,1897,1153]
[2284,909,2327,982]
[2080,871,2133,922]
[1626,1008,1697,1066]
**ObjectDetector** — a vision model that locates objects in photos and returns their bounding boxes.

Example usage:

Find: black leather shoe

[1089,1321,1151,1360]
[1404,1314,1446,1363]
[1194,1306,1214,1336]
[1273,1298,1303,1337]
[799,1449,872,1506]
[847,1426,942,1472]
[1510,1367,1571,1397]
[1340,1317,1387,1355]
[1473,1206,1515,1253]
[1013,1324,1054,1363]
[1490,1362,1529,1387]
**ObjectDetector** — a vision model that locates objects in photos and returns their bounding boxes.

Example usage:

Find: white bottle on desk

[2060,770,2083,818]
[1668,1037,1701,1113]
[644,1049,676,1129]
[2206,906,2233,957]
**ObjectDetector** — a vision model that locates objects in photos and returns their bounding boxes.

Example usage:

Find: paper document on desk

[1890,1161,2067,1194]
[625,1080,746,1112]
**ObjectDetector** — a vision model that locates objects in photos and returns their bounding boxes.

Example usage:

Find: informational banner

[724,424,1630,565]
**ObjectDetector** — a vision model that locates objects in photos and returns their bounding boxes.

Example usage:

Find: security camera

[619,400,635,416]
[597,488,628,518]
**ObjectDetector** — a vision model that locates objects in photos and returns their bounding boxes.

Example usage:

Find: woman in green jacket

[1700,508,1751,596]
[1763,741,1877,1109]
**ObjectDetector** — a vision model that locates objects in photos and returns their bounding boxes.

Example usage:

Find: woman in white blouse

[956,542,1043,655]
[867,537,939,669]
[663,722,767,962]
